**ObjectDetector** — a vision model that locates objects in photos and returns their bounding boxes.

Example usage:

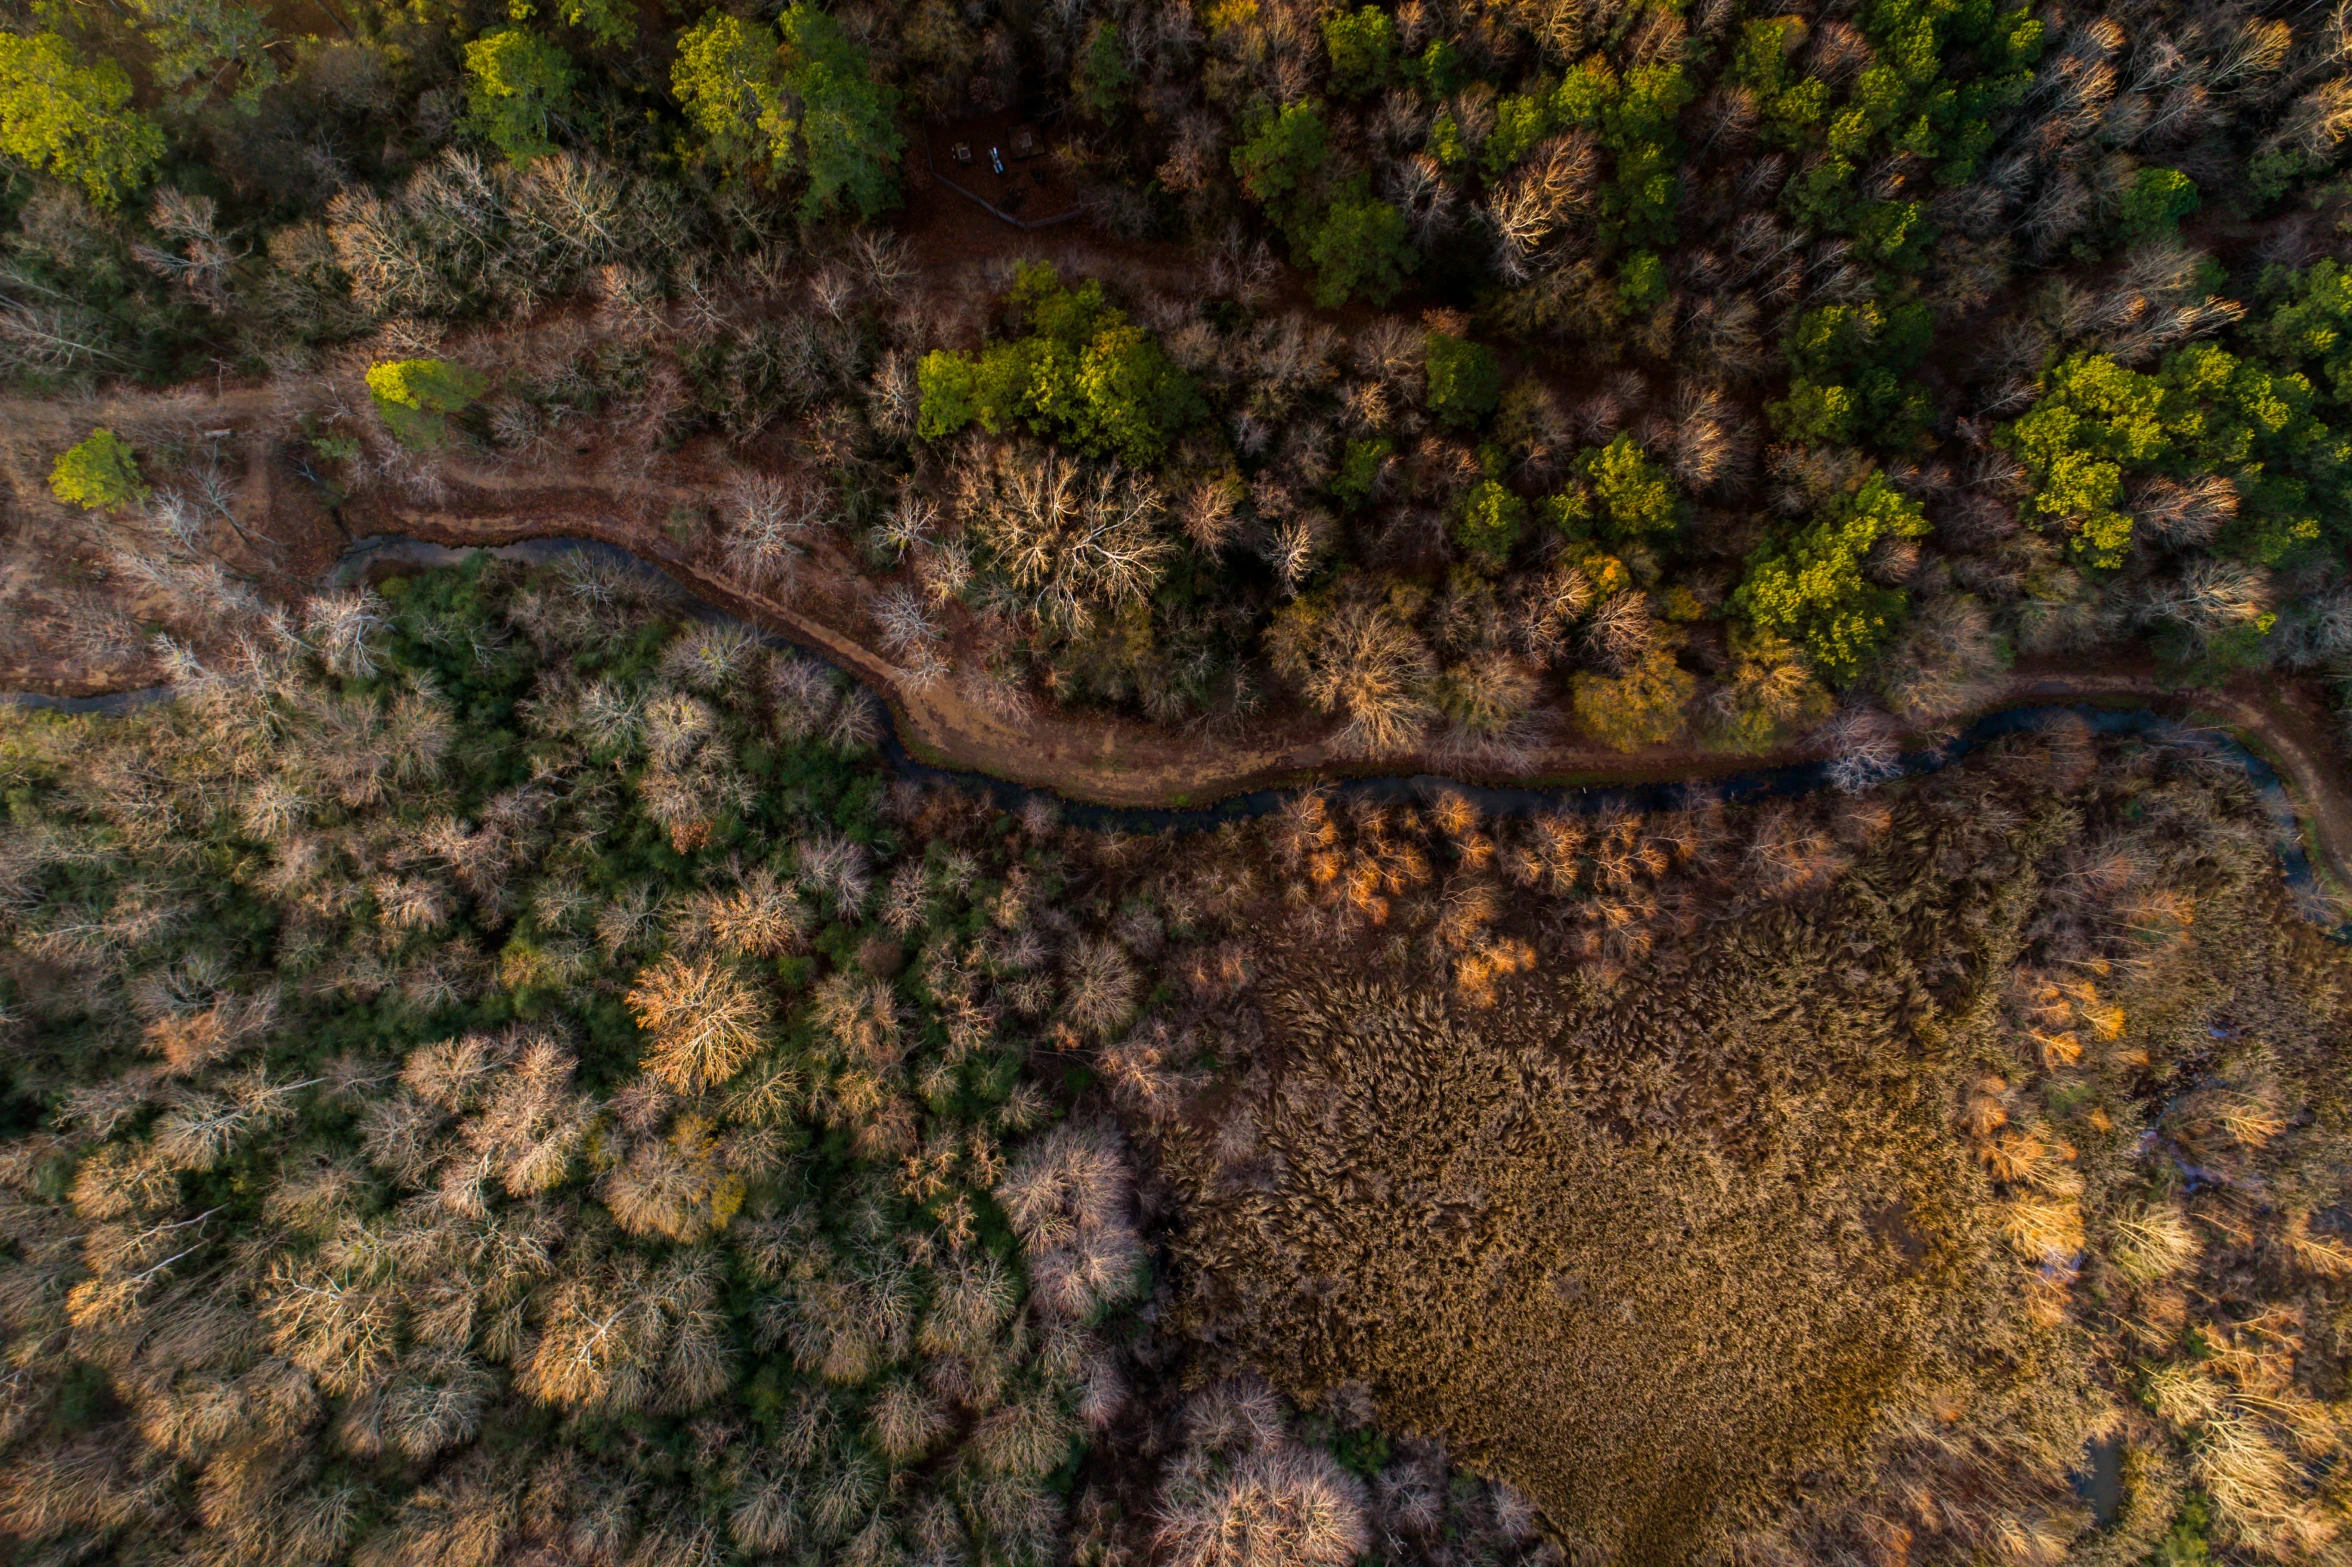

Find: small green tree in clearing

[914,264,1202,466]
[368,359,489,448]
[50,428,149,509]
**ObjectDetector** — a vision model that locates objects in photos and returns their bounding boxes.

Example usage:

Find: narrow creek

[4,534,2341,938]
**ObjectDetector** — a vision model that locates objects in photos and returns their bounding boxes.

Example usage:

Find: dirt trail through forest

[344,482,2352,906]
[8,381,2350,904]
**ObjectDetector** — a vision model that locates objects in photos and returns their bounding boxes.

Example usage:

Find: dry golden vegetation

[4,558,2352,1567]
[1057,729,2352,1566]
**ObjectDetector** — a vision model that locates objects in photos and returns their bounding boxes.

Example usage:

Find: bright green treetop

[916,263,1202,466]
[1731,473,1929,682]
[1301,181,1414,308]
[1769,300,1934,448]
[463,26,576,165]
[0,33,165,205]
[2000,346,2341,566]
[1454,479,1528,567]
[672,14,788,172]
[1230,101,1328,229]
[50,428,149,510]
[368,359,488,412]
[368,359,489,448]
[673,7,902,220]
[1579,433,1680,542]
[510,0,637,49]
[1551,55,1695,246]
[1321,6,1397,96]
[2116,166,2199,243]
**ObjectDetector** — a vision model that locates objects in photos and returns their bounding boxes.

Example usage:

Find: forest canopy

[12,0,2352,1552]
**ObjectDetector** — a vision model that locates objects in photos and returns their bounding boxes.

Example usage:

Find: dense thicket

[0,562,1170,1566]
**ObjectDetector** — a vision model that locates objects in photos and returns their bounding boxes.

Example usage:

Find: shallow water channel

[5,533,2340,939]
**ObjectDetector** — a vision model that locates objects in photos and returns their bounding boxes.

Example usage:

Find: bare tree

[720,470,829,592]
[133,190,241,313]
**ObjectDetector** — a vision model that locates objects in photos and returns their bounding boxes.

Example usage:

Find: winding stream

[4,535,2341,937]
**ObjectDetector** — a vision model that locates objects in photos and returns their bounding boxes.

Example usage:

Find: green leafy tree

[672,13,788,173]
[1617,250,1667,312]
[1730,473,1929,681]
[1553,57,1695,247]
[2252,260,2352,405]
[1577,434,1680,542]
[778,3,904,219]
[1454,480,1527,566]
[1071,20,1131,117]
[511,0,637,48]
[49,428,148,509]
[1990,349,2331,566]
[1301,181,1414,307]
[1769,300,1933,448]
[1725,16,1823,139]
[1048,321,1202,465]
[0,33,165,205]
[127,0,280,110]
[368,358,489,448]
[916,264,1201,465]
[2116,166,2199,243]
[1745,0,2041,245]
[1767,381,1860,445]
[1482,90,1555,179]
[2001,353,2170,568]
[1330,437,1391,509]
[1410,35,1464,96]
[463,26,576,165]
[1425,332,1501,429]
[1322,6,1397,96]
[1230,101,1328,227]
[2153,1494,2213,1566]
[917,351,981,439]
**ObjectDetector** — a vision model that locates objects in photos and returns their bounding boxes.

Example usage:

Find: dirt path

[8,380,2348,908]
[329,479,2352,905]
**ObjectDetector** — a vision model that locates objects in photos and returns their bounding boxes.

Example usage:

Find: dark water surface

[6,538,2339,936]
